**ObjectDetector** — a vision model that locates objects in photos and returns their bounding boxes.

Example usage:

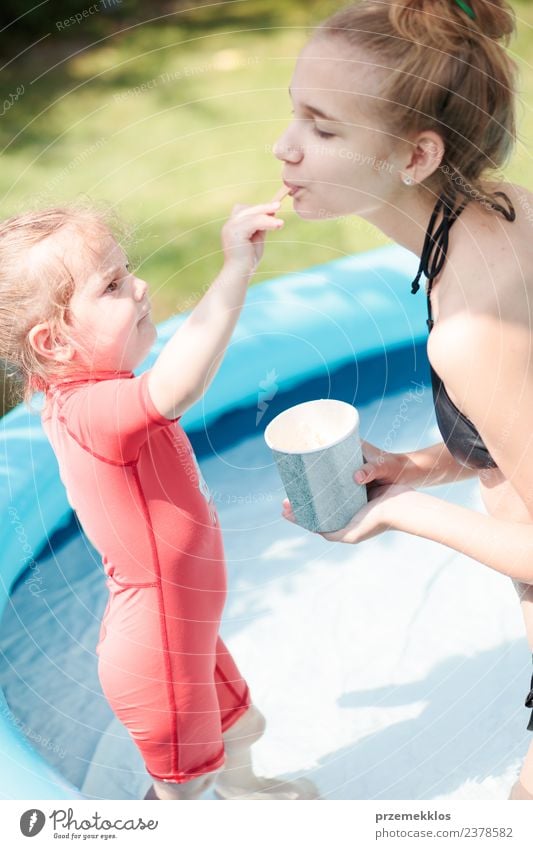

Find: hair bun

[468,0,516,43]
[388,0,516,46]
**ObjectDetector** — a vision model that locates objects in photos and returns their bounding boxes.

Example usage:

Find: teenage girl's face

[62,228,157,373]
[273,36,402,219]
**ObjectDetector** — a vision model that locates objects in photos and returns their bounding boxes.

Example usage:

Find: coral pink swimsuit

[42,369,250,783]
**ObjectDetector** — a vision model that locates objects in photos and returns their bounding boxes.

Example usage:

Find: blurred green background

[1,0,532,414]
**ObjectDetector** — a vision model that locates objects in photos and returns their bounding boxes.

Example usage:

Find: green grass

[1,0,532,413]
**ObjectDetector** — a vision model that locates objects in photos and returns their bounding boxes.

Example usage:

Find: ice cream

[264,399,358,454]
[269,420,332,453]
[271,185,291,204]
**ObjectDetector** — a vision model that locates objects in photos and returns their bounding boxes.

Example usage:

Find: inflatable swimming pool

[0,244,427,800]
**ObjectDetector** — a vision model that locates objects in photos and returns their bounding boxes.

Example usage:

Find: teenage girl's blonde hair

[316,0,519,215]
[0,203,128,411]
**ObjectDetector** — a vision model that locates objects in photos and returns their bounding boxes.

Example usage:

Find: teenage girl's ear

[27,322,73,363]
[401,130,445,184]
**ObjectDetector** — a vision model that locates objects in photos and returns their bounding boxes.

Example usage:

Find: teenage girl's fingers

[360,439,382,462]
[281,498,296,523]
[354,463,375,484]
[354,439,386,483]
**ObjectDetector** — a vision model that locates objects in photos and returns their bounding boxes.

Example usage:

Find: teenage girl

[274,0,533,800]
[0,200,317,801]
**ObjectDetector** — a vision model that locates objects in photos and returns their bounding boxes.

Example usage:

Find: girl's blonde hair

[0,202,128,412]
[316,0,519,215]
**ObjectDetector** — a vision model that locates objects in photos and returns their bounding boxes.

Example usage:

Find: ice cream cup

[264,399,368,533]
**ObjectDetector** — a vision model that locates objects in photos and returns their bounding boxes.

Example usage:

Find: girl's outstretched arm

[148,201,284,420]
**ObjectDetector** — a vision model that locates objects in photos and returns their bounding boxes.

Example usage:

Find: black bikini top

[411,188,516,471]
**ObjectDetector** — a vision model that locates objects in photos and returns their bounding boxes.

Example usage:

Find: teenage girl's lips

[283,180,305,196]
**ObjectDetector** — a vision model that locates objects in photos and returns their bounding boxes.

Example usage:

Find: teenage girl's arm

[325,318,533,583]
[355,440,478,490]
[148,201,283,420]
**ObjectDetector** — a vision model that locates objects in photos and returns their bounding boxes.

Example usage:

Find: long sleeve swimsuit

[42,368,251,783]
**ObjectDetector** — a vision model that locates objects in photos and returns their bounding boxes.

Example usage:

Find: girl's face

[273,36,404,220]
[61,227,157,373]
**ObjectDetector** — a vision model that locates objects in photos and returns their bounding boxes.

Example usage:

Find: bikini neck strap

[410,190,469,298]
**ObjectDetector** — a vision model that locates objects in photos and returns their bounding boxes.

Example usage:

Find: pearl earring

[402,175,414,186]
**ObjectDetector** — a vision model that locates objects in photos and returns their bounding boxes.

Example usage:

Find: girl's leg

[211,638,319,799]
[98,585,228,798]
[144,769,221,800]
[214,703,319,800]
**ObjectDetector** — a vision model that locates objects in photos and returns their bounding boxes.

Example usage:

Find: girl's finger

[232,201,282,218]
[233,216,284,237]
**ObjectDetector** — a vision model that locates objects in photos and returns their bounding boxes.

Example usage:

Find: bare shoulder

[427,181,533,375]
[435,182,533,318]
[429,308,531,395]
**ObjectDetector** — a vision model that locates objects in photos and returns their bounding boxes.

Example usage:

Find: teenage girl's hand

[281,481,415,545]
[221,201,284,277]
[354,439,408,490]
[281,438,415,543]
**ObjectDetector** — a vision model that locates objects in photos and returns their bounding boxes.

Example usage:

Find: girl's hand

[282,481,415,544]
[221,201,284,277]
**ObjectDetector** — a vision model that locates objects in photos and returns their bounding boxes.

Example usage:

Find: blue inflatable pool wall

[0,244,424,799]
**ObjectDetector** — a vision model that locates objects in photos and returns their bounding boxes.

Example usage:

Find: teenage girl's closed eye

[289,108,336,140]
[314,127,335,139]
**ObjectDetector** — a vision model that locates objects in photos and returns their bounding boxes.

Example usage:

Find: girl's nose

[273,132,303,164]
[133,276,148,301]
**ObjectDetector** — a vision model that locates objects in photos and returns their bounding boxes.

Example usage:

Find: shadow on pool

[312,642,530,800]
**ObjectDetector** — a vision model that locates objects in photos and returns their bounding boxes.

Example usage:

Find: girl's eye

[105,279,121,293]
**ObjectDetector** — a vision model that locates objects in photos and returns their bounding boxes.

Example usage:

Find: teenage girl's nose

[273,128,304,164]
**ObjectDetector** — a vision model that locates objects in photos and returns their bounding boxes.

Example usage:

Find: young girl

[0,199,317,801]
[274,0,533,800]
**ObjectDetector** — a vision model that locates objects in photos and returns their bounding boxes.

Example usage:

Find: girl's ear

[27,322,73,363]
